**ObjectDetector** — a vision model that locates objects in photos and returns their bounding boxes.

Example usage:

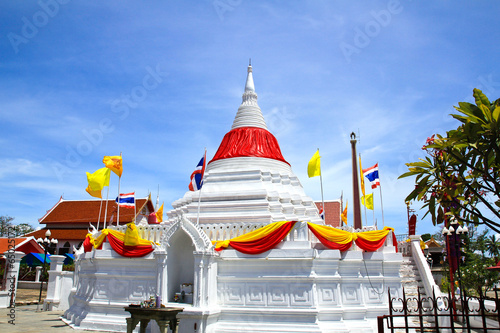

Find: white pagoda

[63,64,402,333]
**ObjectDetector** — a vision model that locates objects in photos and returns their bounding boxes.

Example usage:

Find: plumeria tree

[400,88,500,233]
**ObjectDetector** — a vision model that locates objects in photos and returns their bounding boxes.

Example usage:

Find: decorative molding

[161,215,213,253]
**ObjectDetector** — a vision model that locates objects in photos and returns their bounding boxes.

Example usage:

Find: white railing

[410,236,443,299]
[198,222,268,241]
[108,224,168,243]
[107,221,393,250]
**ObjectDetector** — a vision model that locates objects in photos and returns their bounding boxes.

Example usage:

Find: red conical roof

[210,127,289,165]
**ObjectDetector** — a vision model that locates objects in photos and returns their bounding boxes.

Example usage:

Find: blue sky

[1,1,499,236]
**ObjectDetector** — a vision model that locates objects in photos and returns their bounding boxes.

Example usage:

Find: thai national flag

[319,207,324,220]
[363,163,380,189]
[116,192,135,208]
[188,153,206,191]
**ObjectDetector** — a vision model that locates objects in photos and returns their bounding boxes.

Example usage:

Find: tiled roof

[315,201,341,227]
[0,237,44,254]
[24,229,89,241]
[39,197,154,225]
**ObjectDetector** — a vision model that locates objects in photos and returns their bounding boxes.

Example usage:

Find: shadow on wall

[166,229,195,303]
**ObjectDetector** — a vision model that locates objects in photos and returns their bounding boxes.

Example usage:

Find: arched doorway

[166,228,195,303]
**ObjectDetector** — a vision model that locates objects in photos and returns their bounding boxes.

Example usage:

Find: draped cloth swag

[209,127,290,165]
[213,221,297,254]
[213,221,396,254]
[307,224,397,252]
[83,223,157,257]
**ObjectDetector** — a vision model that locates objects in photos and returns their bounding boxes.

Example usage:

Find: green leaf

[474,88,491,109]
[399,171,418,179]
[409,161,433,168]
[493,106,500,122]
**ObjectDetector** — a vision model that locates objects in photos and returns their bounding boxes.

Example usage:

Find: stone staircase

[398,257,435,330]
[400,257,427,299]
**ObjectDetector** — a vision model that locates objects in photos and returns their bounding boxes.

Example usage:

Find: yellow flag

[341,201,348,225]
[85,185,102,198]
[361,193,374,210]
[86,167,110,191]
[124,222,140,246]
[156,203,164,223]
[359,155,366,197]
[103,155,123,177]
[307,150,321,178]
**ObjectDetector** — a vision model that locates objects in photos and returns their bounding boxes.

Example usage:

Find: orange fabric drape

[83,227,155,257]
[354,227,395,252]
[214,221,297,254]
[308,227,353,251]
[105,232,154,257]
[83,234,93,253]
[308,223,396,252]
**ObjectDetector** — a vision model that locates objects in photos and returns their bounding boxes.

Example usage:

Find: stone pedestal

[0,251,24,308]
[35,266,42,282]
[44,255,74,311]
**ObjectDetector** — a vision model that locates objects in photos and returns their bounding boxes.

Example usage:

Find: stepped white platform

[64,219,402,333]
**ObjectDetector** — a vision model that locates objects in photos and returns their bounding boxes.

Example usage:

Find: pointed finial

[249,58,251,66]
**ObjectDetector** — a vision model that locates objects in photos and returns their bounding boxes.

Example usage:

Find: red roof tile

[0,237,44,254]
[39,198,154,225]
[315,201,341,227]
[24,229,89,241]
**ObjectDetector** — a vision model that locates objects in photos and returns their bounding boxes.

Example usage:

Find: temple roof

[25,229,89,241]
[210,64,289,165]
[39,196,154,225]
[0,236,44,254]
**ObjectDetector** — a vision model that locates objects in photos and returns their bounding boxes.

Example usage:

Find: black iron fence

[378,287,500,332]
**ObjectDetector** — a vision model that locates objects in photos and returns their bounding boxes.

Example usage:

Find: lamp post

[36,229,58,311]
[442,217,468,321]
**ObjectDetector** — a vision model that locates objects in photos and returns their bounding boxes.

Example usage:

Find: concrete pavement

[0,304,111,333]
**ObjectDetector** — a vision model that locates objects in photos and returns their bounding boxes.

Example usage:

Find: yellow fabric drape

[355,226,394,241]
[307,223,354,244]
[212,221,291,250]
[90,228,156,249]
[124,222,140,246]
[307,223,394,243]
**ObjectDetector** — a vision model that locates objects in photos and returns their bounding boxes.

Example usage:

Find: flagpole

[359,154,367,227]
[318,148,325,221]
[97,197,103,230]
[379,182,385,228]
[117,152,122,226]
[196,148,207,226]
[134,191,137,223]
[103,185,110,229]
[372,191,376,227]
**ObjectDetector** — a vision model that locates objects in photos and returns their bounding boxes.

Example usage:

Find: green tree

[14,223,34,237]
[485,234,500,259]
[441,225,499,296]
[421,233,432,242]
[0,216,15,236]
[460,253,498,296]
[400,89,500,232]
